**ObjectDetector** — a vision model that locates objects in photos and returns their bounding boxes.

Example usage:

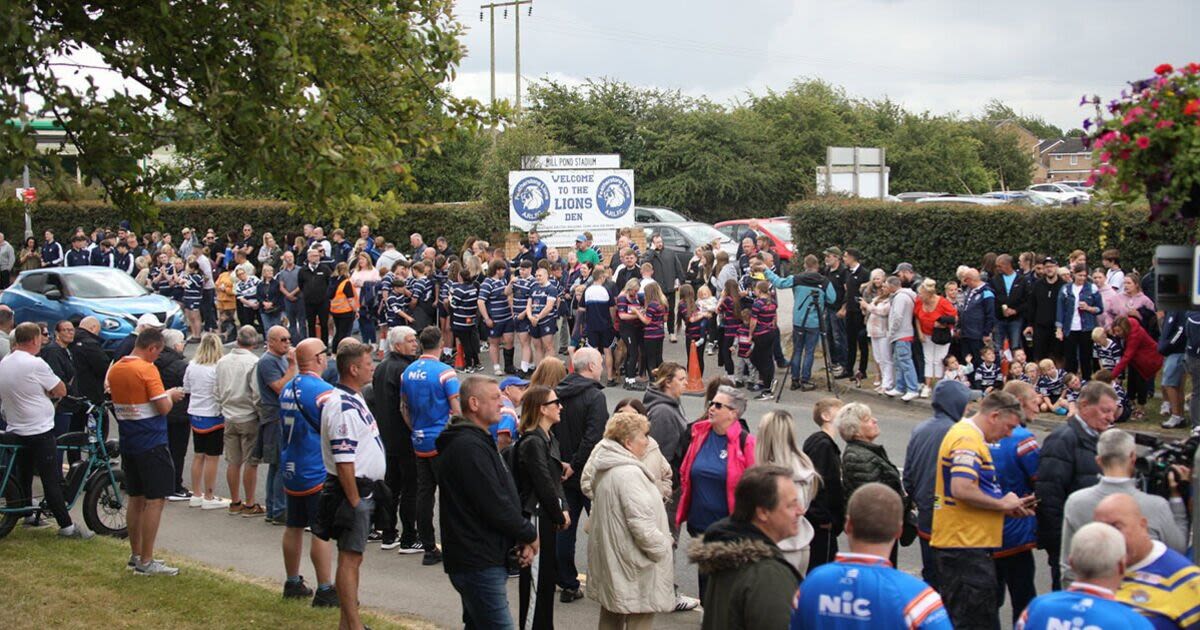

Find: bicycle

[0,396,127,539]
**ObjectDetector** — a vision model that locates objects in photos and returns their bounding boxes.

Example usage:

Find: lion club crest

[511,177,551,221]
[596,176,632,218]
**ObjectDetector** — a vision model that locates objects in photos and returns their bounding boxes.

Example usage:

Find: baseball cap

[499,376,530,390]
[823,246,843,257]
[892,262,914,274]
[136,313,163,329]
[1042,257,1058,265]
[575,234,587,243]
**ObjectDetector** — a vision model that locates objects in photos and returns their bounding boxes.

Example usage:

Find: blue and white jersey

[1094,337,1123,371]
[491,397,519,444]
[319,384,386,481]
[512,275,535,319]
[448,281,479,330]
[792,553,951,630]
[65,247,90,267]
[377,271,395,297]
[479,276,513,323]
[400,355,461,457]
[383,293,411,326]
[181,273,205,305]
[989,425,1039,555]
[583,284,615,334]
[410,276,434,307]
[1017,583,1153,630]
[280,372,336,495]
[528,281,557,319]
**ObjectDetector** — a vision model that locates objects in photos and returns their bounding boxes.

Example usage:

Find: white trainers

[884,389,903,398]
[135,559,180,577]
[901,391,919,402]
[188,495,204,508]
[919,385,931,399]
[673,594,701,612]
[201,497,231,510]
[1160,401,1171,416]
[1161,415,1188,429]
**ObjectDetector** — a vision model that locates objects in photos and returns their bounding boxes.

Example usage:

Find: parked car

[1028,182,1089,205]
[982,191,1058,206]
[640,222,736,273]
[714,218,795,261]
[634,206,689,224]
[915,195,1006,206]
[896,192,950,202]
[1,267,186,351]
[1057,179,1095,192]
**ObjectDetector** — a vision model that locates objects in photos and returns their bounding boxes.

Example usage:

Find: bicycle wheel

[0,471,23,539]
[83,469,127,539]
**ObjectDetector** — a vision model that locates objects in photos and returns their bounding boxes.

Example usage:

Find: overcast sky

[449,0,1198,134]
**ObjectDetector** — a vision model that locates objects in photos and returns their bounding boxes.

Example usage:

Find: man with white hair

[1015,523,1152,629]
[1060,428,1189,585]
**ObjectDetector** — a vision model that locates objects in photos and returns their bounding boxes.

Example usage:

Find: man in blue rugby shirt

[793,483,950,630]
[279,337,337,607]
[993,381,1042,626]
[400,326,461,567]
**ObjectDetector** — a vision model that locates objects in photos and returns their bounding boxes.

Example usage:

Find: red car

[714,218,795,261]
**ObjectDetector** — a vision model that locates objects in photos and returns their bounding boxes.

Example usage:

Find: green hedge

[0,199,506,249]
[788,198,1198,286]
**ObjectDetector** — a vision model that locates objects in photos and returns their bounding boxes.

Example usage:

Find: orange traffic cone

[684,341,705,395]
[454,340,466,369]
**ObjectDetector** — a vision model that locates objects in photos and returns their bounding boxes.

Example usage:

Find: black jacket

[40,343,79,412]
[991,271,1029,321]
[371,351,415,456]
[553,374,608,489]
[822,265,849,310]
[1035,416,1101,551]
[515,427,567,524]
[154,347,190,424]
[1026,276,1063,327]
[841,440,904,504]
[435,416,537,572]
[298,262,332,305]
[71,328,109,404]
[843,265,870,321]
[643,385,688,472]
[802,430,844,532]
[642,247,683,294]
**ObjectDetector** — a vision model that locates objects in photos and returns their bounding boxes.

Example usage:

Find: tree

[981,99,1064,140]
[1,0,485,227]
[478,123,561,214]
[887,114,992,194]
[969,122,1034,190]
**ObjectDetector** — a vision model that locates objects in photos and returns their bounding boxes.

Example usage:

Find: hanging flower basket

[1082,62,1200,222]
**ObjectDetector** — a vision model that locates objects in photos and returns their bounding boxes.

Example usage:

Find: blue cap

[575,234,587,242]
[499,376,529,390]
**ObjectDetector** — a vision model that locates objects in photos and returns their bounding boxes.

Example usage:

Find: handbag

[900,495,919,547]
[931,326,952,345]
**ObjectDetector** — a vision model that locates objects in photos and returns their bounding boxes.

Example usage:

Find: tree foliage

[1,0,486,227]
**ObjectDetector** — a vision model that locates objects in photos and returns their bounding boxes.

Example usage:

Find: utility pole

[480,0,532,113]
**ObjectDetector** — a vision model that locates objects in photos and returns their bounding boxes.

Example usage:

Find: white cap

[136,313,163,329]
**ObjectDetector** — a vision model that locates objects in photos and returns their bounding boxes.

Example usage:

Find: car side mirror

[44,287,62,300]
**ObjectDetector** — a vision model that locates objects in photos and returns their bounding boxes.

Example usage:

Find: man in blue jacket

[958,268,995,370]
[761,255,836,391]
[902,379,971,590]
[993,381,1041,626]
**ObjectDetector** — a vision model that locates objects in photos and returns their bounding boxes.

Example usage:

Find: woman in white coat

[582,412,675,629]
[754,409,820,574]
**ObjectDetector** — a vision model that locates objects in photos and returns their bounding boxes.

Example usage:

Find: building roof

[1045,136,1088,155]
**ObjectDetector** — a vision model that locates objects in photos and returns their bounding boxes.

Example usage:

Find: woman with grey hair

[756,409,819,573]
[675,384,756,602]
[835,402,904,565]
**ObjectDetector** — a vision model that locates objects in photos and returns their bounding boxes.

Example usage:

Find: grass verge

[0,527,423,629]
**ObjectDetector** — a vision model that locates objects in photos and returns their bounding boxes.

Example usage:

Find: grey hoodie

[902,380,971,534]
[887,286,918,343]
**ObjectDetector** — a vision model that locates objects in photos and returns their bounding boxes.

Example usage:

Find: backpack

[1185,312,1200,358]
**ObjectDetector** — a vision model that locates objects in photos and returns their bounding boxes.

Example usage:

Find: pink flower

[1185,99,1200,117]
[1136,136,1151,149]
[1155,63,1174,75]
[1100,152,1112,162]
[1156,120,1175,129]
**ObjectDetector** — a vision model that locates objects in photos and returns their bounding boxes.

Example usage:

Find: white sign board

[509,169,635,247]
[521,154,621,170]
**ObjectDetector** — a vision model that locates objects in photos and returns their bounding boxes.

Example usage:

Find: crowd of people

[0,220,1198,630]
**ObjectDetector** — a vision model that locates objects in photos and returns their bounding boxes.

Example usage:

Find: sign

[509,169,634,246]
[520,154,621,170]
[16,187,36,203]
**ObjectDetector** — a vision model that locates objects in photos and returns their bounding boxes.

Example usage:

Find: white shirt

[320,386,386,481]
[0,350,63,436]
[183,362,221,417]
[1069,283,1083,331]
[1107,268,1126,292]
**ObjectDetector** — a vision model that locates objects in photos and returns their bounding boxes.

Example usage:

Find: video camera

[1134,429,1199,506]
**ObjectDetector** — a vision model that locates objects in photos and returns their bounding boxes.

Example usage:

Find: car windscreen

[678,224,728,245]
[63,270,150,298]
[655,208,689,222]
[763,223,792,244]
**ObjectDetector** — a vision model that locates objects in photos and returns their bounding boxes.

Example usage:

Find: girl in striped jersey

[638,282,668,375]
[617,279,645,390]
[717,279,741,377]
[448,264,483,372]
[511,261,536,376]
[677,284,710,376]
[182,260,205,341]
[749,280,779,399]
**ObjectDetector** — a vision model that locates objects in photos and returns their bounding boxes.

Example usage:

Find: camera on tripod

[1134,429,1199,500]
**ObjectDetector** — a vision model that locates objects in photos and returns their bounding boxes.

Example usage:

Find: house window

[1070,155,1079,166]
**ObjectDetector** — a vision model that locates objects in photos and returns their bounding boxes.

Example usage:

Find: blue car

[2,267,185,350]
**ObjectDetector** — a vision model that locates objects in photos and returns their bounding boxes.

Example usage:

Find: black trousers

[935,547,998,630]
[620,328,642,379]
[806,520,839,574]
[1063,330,1093,378]
[1032,324,1062,364]
[167,420,190,493]
[1045,545,1063,591]
[331,313,354,348]
[519,514,559,630]
[12,430,73,528]
[415,455,438,548]
[454,327,481,368]
[995,550,1037,628]
[236,304,262,333]
[378,450,417,544]
[751,329,778,388]
[718,333,735,375]
[201,288,217,331]
[643,338,664,376]
[305,301,330,343]
[1127,369,1150,405]
[665,291,677,335]
[961,337,986,371]
[845,313,869,375]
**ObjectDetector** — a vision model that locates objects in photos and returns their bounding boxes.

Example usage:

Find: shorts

[192,427,225,456]
[183,299,201,310]
[1162,353,1185,387]
[122,444,176,500]
[530,320,558,339]
[286,492,322,529]
[515,317,531,334]
[338,495,375,553]
[224,421,261,466]
[487,318,514,338]
[935,547,998,630]
[587,329,615,350]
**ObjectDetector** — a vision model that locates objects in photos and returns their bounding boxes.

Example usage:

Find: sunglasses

[708,400,732,411]
[541,399,563,408]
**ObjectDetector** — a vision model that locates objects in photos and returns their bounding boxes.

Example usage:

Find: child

[697,285,719,356]
[1091,369,1131,423]
[448,266,482,372]
[972,347,1002,394]
[638,282,667,375]
[638,262,658,297]
[616,278,644,390]
[1007,360,1026,384]
[182,259,205,341]
[1022,361,1040,386]
[941,355,972,386]
[735,311,759,389]
[1036,359,1065,412]
[718,279,742,376]
[1012,347,1027,367]
[748,280,778,400]
[1053,372,1083,416]
[677,284,707,376]
[1092,326,1122,371]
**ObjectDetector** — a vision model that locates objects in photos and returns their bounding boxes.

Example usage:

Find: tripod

[775,285,835,402]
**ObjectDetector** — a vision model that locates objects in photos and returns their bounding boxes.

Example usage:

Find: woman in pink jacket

[675,384,755,603]
[1105,273,1155,324]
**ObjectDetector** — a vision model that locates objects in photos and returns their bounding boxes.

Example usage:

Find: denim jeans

[892,340,920,393]
[790,326,820,382]
[265,441,286,520]
[449,565,514,630]
[993,318,1024,356]
[556,484,591,590]
[284,298,306,340]
[826,310,847,368]
[260,310,284,333]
